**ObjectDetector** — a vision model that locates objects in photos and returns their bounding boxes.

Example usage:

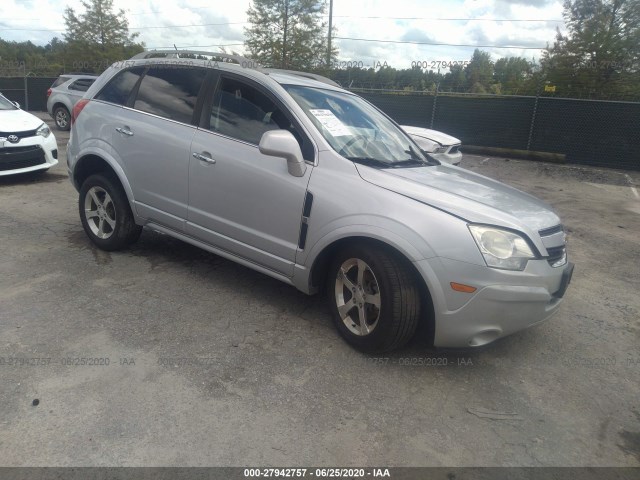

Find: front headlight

[434,145,448,154]
[36,123,50,138]
[468,225,536,271]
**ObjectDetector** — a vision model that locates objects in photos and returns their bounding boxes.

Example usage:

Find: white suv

[67,51,573,352]
[46,74,98,131]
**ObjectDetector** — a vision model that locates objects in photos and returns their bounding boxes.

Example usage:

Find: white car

[401,125,462,165]
[0,93,58,176]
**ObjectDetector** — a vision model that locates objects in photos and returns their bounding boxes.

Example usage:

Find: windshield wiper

[405,146,440,166]
[348,157,435,169]
[347,157,394,169]
[391,159,430,168]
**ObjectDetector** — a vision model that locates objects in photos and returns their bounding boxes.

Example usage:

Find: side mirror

[259,130,307,177]
[13,102,20,109]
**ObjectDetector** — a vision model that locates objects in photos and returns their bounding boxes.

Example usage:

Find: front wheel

[79,174,142,251]
[327,245,421,353]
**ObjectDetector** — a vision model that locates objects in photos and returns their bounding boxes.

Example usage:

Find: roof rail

[263,68,340,87]
[130,49,258,66]
[129,51,340,87]
[63,72,99,76]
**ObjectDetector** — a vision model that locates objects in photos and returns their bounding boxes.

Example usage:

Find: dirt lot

[1,114,639,467]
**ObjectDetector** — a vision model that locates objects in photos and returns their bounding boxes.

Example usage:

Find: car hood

[0,109,43,133]
[355,162,561,234]
[401,126,460,146]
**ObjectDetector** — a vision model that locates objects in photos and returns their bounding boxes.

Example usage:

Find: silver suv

[47,74,98,130]
[67,50,573,353]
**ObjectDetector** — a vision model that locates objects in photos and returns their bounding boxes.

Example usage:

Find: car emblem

[7,135,19,143]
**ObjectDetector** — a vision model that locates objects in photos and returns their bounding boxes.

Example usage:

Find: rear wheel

[53,106,70,131]
[79,174,141,251]
[327,245,421,353]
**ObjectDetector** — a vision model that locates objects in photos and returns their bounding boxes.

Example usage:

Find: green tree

[494,57,532,94]
[465,49,495,92]
[63,0,143,71]
[0,38,62,75]
[245,0,335,70]
[542,0,640,99]
[395,65,428,91]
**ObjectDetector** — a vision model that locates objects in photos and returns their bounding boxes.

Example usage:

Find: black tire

[79,173,142,251]
[53,106,70,131]
[326,245,421,353]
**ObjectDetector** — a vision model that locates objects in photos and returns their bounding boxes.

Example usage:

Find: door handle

[115,127,134,137]
[193,152,216,164]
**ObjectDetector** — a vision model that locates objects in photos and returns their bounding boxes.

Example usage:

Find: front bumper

[431,150,462,165]
[415,256,574,348]
[0,133,58,176]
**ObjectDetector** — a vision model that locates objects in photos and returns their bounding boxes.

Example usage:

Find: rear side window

[95,67,145,106]
[68,78,95,92]
[51,76,70,88]
[133,66,207,124]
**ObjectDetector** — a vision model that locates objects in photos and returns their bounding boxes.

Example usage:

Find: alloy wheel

[334,258,381,336]
[84,186,116,239]
[56,109,69,129]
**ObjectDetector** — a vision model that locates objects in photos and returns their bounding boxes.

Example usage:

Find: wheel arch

[73,154,136,213]
[51,101,70,114]
[308,235,435,343]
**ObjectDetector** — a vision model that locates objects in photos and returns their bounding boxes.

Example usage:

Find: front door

[187,75,314,276]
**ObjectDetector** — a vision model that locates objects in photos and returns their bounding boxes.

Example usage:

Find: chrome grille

[539,225,567,267]
[539,224,564,237]
[0,128,38,140]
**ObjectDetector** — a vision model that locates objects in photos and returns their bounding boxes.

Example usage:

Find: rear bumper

[0,134,58,176]
[415,257,573,348]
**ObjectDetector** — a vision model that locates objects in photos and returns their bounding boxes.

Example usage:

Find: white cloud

[0,0,566,67]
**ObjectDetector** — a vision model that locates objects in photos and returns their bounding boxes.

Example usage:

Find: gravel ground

[0,114,639,467]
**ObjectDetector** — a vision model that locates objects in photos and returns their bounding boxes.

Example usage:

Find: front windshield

[0,94,17,111]
[283,85,434,168]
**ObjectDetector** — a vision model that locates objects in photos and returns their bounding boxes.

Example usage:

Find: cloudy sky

[1,0,566,68]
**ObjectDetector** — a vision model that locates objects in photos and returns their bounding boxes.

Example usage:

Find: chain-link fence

[0,74,57,112]
[356,89,640,170]
[1,75,638,170]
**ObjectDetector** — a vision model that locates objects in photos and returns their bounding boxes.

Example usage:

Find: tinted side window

[51,76,70,88]
[133,66,207,124]
[68,78,95,92]
[209,78,291,145]
[95,67,145,106]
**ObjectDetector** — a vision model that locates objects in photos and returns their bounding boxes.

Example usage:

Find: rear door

[187,74,315,276]
[110,65,208,231]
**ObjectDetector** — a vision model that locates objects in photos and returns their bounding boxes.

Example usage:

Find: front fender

[304,219,433,267]
[291,217,437,294]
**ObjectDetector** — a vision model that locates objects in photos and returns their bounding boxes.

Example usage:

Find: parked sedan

[0,93,58,176]
[402,125,462,165]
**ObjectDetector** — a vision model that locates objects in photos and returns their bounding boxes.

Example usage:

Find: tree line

[0,0,638,100]
[0,0,143,76]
